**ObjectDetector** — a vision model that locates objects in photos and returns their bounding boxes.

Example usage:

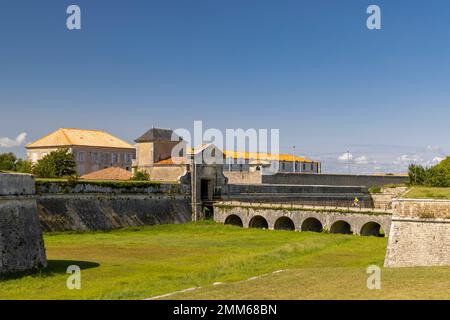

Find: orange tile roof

[80,167,133,181]
[222,150,313,163]
[26,128,134,149]
[154,157,190,165]
[187,146,315,163]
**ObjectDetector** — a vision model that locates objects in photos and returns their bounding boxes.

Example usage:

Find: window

[78,165,85,176]
[92,152,98,162]
[101,153,108,163]
[112,153,118,163]
[77,151,85,162]
[126,153,133,163]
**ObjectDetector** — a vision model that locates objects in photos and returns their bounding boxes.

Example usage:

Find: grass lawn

[405,187,450,200]
[0,222,448,300]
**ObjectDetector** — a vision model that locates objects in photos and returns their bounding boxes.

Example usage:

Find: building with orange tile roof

[220,150,320,173]
[80,167,133,181]
[133,128,320,179]
[186,146,319,173]
[26,128,136,176]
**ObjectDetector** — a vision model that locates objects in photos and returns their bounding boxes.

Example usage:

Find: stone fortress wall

[262,173,409,187]
[1,165,448,276]
[384,199,450,267]
[35,180,192,232]
[0,173,46,275]
[224,171,408,187]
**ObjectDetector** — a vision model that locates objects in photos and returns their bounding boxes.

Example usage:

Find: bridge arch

[330,220,353,235]
[360,222,384,237]
[224,214,243,227]
[274,217,295,231]
[301,217,323,233]
[249,215,269,229]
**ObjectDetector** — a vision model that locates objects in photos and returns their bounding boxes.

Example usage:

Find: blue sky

[1,0,449,173]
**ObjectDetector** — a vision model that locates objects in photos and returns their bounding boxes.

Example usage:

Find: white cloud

[396,154,422,164]
[431,156,445,165]
[338,152,353,162]
[426,145,442,152]
[354,155,369,164]
[0,132,27,148]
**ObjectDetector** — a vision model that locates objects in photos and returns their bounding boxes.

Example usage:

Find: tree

[408,164,427,185]
[33,149,77,178]
[0,153,17,171]
[408,157,450,187]
[131,169,150,181]
[15,159,33,173]
[426,157,450,187]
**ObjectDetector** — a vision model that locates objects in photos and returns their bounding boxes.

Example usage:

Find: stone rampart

[0,173,46,275]
[384,199,450,267]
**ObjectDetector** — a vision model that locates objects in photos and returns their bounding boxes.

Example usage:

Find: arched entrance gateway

[274,217,295,231]
[249,216,269,229]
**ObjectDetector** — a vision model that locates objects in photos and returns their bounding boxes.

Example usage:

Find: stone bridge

[214,202,392,237]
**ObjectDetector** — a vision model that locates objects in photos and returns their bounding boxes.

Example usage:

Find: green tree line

[409,157,450,187]
[0,149,76,178]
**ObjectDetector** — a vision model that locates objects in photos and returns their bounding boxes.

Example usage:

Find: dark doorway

[201,179,211,201]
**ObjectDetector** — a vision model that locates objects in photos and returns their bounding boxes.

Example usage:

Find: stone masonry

[214,202,391,236]
[0,173,47,275]
[384,199,450,267]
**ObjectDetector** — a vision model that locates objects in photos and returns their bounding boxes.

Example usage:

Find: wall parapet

[391,198,450,220]
[35,180,190,195]
[214,201,391,216]
[0,173,35,195]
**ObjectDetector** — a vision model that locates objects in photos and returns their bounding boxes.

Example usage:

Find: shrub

[15,159,33,173]
[369,186,382,194]
[131,170,150,181]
